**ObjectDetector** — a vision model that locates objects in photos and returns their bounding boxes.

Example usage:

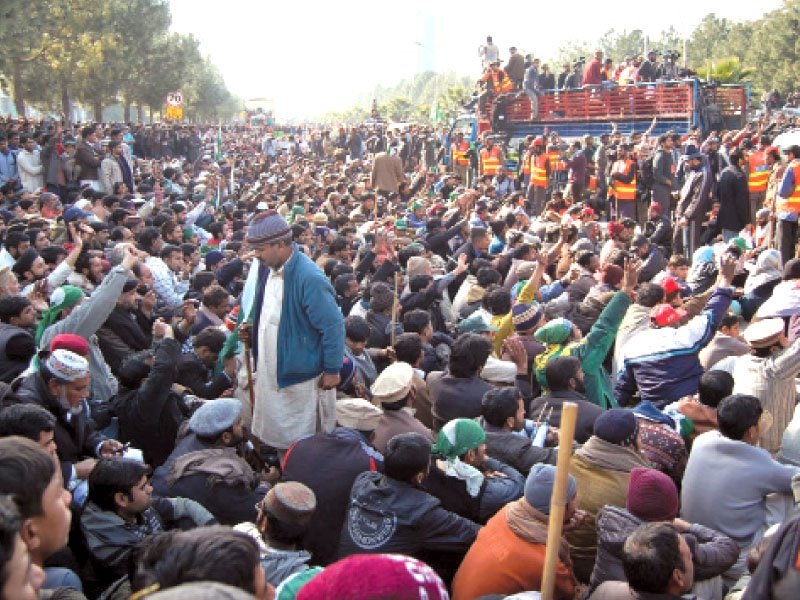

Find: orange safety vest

[531,154,548,188]
[492,69,514,94]
[451,141,470,166]
[480,146,501,176]
[587,174,597,190]
[610,159,637,201]
[548,150,565,172]
[748,150,769,193]
[776,160,800,214]
[522,151,531,175]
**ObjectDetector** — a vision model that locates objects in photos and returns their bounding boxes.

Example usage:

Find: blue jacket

[614,287,733,407]
[252,246,344,389]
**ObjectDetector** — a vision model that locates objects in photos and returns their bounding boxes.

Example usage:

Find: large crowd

[0,80,799,600]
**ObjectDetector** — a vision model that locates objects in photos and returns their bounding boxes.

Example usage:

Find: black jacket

[282,427,383,566]
[111,338,190,467]
[151,433,266,525]
[481,420,558,476]
[97,305,153,376]
[15,372,104,483]
[717,165,750,232]
[175,352,231,399]
[337,471,479,560]
[423,213,465,260]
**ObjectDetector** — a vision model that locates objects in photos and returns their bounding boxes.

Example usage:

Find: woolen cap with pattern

[246,210,292,246]
[262,482,316,526]
[46,349,89,381]
[534,318,573,344]
[512,302,543,332]
[335,397,383,431]
[626,466,679,521]
[371,362,414,404]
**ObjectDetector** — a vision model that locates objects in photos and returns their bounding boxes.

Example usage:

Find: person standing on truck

[583,51,603,86]
[479,35,499,69]
[506,47,525,89]
[477,62,513,113]
[523,58,541,121]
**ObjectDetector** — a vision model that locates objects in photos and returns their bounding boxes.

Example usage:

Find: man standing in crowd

[245,210,344,453]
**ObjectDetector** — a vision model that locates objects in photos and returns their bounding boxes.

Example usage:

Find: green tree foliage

[696,58,752,84]
[0,0,234,122]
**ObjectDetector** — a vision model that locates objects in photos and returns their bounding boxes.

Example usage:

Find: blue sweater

[252,247,344,389]
[615,287,732,407]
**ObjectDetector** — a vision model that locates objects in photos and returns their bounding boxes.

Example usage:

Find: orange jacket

[452,506,575,600]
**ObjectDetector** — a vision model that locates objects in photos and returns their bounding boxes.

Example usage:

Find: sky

[169,0,783,120]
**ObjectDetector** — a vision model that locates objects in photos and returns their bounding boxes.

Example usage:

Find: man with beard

[151,397,267,525]
[68,250,105,293]
[0,295,37,383]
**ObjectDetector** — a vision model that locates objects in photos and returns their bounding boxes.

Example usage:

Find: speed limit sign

[166,91,184,107]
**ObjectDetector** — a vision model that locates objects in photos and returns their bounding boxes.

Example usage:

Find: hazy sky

[169,0,781,119]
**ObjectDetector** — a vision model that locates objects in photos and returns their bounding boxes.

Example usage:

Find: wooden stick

[242,338,256,420]
[541,401,578,600]
[390,271,400,348]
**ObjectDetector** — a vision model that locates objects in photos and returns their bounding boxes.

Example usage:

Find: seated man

[151,398,268,525]
[235,481,316,587]
[80,458,215,581]
[0,295,37,383]
[337,432,479,568]
[698,314,748,371]
[0,437,76,594]
[423,418,525,524]
[529,355,603,444]
[480,387,557,476]
[111,321,190,467]
[15,349,123,502]
[0,403,57,457]
[590,467,738,595]
[176,326,237,399]
[281,396,384,566]
[681,394,800,586]
[372,361,434,453]
[673,370,733,445]
[0,495,46,598]
[452,464,580,600]
[587,522,695,600]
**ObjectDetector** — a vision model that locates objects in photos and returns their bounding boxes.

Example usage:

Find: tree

[746,1,800,96]
[696,57,752,83]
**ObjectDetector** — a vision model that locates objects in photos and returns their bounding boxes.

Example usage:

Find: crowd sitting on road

[0,105,799,600]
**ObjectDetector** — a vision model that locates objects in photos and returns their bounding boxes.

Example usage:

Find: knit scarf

[575,436,650,472]
[34,285,84,346]
[505,498,571,564]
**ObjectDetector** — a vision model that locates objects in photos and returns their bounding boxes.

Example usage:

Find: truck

[447,79,750,173]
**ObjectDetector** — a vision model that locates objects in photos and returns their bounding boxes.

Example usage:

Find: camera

[662,50,680,62]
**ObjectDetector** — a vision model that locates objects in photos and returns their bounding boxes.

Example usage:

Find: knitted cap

[626,467,679,521]
[297,554,448,600]
[534,318,573,345]
[205,249,224,268]
[46,349,89,382]
[50,333,89,357]
[432,418,486,459]
[524,464,577,515]
[246,210,291,246]
[512,302,543,332]
[593,409,639,446]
